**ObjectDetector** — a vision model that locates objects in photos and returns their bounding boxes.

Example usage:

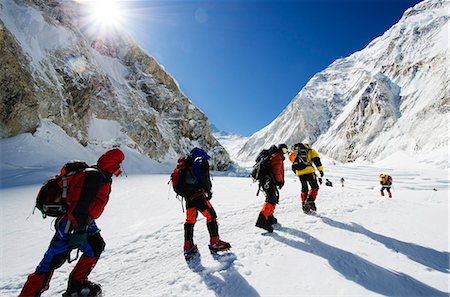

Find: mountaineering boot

[184,244,199,260]
[209,239,231,254]
[268,214,278,225]
[304,196,316,213]
[184,240,199,261]
[309,201,317,212]
[63,280,102,297]
[307,196,317,211]
[255,213,273,232]
[302,202,310,214]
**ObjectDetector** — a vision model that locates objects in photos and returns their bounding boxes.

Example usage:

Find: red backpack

[35,161,89,218]
[170,156,198,198]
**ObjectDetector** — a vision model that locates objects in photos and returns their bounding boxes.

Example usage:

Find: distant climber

[340,177,345,187]
[379,173,393,198]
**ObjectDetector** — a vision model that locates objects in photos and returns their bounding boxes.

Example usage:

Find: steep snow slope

[1,160,448,296]
[238,0,448,166]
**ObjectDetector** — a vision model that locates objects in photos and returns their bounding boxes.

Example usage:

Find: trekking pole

[167,180,172,200]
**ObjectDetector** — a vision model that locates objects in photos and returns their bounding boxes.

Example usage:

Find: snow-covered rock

[0,0,230,169]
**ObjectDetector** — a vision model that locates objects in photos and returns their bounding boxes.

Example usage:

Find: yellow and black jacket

[288,143,323,176]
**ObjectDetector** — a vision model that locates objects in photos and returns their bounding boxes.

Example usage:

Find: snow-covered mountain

[211,124,249,163]
[0,0,230,170]
[238,0,448,166]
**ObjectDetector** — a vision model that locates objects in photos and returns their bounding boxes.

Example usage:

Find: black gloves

[205,191,213,200]
[319,170,324,177]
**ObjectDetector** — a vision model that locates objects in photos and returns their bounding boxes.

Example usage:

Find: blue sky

[123,0,422,136]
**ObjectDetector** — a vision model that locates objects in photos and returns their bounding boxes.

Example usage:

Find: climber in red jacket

[19,148,125,297]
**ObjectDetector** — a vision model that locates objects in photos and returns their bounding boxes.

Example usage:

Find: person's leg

[184,199,198,254]
[68,233,105,284]
[307,173,319,211]
[386,188,392,198]
[193,194,230,251]
[300,175,309,204]
[19,219,71,296]
[299,175,311,213]
[256,181,278,231]
[195,194,219,243]
[268,203,278,225]
[65,223,104,296]
[380,187,385,196]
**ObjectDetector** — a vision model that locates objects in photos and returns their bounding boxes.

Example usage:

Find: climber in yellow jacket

[288,143,324,214]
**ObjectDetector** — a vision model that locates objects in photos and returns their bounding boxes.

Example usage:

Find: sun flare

[90,0,122,27]
[89,0,123,27]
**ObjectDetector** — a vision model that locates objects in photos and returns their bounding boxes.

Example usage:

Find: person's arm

[72,169,103,227]
[198,159,212,193]
[310,149,324,176]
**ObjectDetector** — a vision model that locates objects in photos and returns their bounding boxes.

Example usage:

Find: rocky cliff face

[237,0,448,165]
[0,0,230,169]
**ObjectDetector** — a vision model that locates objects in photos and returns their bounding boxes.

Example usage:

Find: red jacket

[66,148,124,227]
[270,151,285,184]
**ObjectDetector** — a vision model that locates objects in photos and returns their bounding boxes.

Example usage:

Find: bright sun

[92,0,122,26]
[81,0,124,30]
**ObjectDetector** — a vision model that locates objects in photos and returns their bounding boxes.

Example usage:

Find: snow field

[0,162,448,296]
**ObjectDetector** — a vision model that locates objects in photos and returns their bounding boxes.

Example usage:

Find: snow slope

[1,157,448,296]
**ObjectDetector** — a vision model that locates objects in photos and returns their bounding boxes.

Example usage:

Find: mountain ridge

[0,0,231,169]
[237,0,448,166]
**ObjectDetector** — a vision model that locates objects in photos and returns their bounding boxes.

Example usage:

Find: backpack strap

[62,176,68,199]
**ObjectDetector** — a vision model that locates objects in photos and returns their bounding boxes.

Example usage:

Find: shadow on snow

[319,216,450,273]
[187,252,260,297]
[270,226,447,297]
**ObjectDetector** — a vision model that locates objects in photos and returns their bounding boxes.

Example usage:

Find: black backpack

[251,145,277,182]
[291,143,312,171]
[35,161,89,218]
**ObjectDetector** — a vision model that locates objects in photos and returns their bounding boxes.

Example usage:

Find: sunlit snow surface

[1,148,448,296]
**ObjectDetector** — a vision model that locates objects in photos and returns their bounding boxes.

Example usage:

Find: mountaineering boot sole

[255,222,274,233]
[62,283,102,297]
[62,291,102,297]
[209,246,231,254]
[209,240,231,254]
